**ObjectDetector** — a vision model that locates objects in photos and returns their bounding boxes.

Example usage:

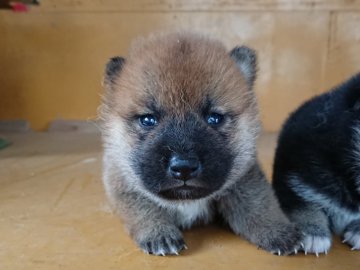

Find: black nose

[169,155,201,181]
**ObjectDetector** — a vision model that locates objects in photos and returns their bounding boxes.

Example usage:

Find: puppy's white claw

[170,246,179,255]
[277,250,281,256]
[324,250,328,255]
[300,243,305,249]
[294,248,298,254]
[315,252,319,257]
[183,245,188,250]
[342,239,347,243]
[160,252,165,256]
[304,250,308,255]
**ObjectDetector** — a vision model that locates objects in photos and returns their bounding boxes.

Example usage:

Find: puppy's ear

[230,46,257,89]
[104,56,125,85]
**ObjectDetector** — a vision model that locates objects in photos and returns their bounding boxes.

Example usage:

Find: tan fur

[103,32,254,117]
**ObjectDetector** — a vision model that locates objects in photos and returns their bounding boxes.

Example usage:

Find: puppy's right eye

[206,113,224,126]
[139,114,158,127]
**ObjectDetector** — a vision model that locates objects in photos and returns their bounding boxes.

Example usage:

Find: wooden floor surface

[0,132,359,270]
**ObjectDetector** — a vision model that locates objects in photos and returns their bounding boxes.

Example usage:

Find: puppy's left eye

[139,114,158,127]
[206,113,224,126]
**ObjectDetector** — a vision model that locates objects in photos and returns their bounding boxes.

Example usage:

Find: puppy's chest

[172,200,214,229]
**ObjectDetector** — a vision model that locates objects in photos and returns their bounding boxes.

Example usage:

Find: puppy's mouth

[159,184,211,200]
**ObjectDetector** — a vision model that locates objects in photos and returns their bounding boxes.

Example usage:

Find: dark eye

[139,114,158,127]
[206,113,224,126]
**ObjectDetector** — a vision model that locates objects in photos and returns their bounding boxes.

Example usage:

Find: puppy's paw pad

[301,235,331,256]
[139,236,186,256]
[343,231,360,250]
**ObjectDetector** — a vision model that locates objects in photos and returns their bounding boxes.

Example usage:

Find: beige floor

[0,132,359,270]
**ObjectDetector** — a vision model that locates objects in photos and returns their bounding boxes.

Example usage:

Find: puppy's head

[101,32,260,201]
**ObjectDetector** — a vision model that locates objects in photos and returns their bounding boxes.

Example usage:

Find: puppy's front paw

[301,235,331,256]
[343,231,360,250]
[298,223,332,256]
[343,221,360,250]
[258,223,302,256]
[136,225,186,256]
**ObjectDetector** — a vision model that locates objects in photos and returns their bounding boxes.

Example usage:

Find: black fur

[273,73,360,212]
[272,73,360,253]
[105,56,125,83]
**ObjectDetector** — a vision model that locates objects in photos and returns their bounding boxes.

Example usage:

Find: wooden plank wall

[0,1,359,131]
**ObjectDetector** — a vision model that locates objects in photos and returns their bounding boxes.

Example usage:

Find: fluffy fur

[100,32,301,256]
[273,73,360,255]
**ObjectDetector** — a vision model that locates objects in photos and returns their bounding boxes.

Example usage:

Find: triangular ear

[230,46,257,89]
[104,56,125,85]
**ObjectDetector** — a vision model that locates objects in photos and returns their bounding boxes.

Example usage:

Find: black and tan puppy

[273,73,360,255]
[100,32,301,256]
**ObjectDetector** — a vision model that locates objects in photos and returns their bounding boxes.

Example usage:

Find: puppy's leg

[288,207,331,255]
[278,174,332,255]
[108,190,185,256]
[343,220,360,250]
[217,163,302,255]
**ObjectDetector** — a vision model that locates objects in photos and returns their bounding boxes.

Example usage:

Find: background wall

[1,0,360,131]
